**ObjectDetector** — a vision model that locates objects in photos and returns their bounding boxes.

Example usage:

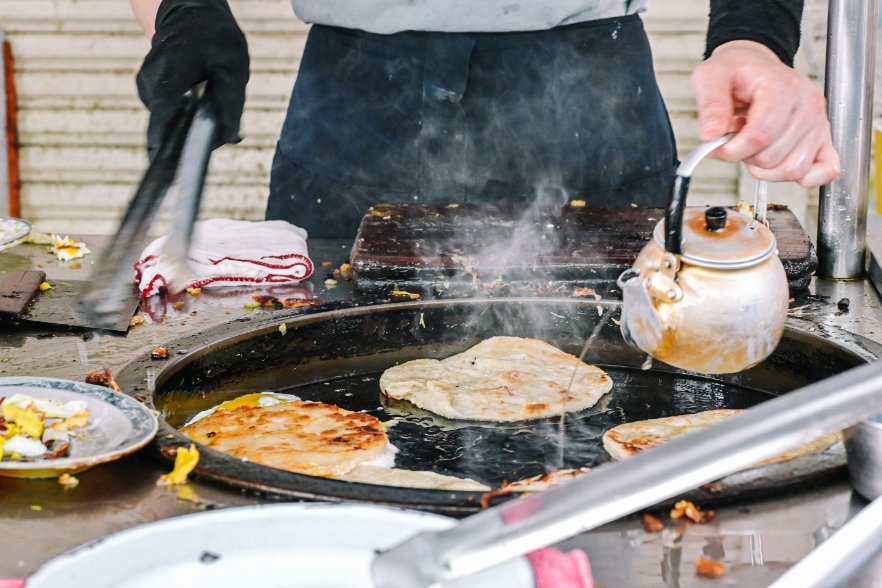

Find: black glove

[136,0,250,155]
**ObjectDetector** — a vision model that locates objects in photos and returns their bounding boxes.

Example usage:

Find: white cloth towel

[136,219,313,298]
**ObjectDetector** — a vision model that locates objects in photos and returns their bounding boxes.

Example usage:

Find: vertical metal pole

[817,0,878,278]
[0,29,8,217]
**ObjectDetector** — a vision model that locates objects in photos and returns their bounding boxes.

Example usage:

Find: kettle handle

[664,133,735,254]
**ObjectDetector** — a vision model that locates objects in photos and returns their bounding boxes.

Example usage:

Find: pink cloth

[136,219,313,299]
[526,548,594,588]
[0,579,25,588]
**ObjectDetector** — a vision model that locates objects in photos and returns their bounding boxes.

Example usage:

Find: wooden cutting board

[350,204,817,297]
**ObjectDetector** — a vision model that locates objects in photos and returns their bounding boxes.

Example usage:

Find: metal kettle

[618,135,790,374]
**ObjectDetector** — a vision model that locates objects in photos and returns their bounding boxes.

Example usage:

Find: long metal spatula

[78,90,214,328]
[372,359,882,587]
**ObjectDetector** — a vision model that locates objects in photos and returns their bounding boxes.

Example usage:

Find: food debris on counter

[325,278,338,287]
[694,558,726,579]
[321,261,333,268]
[85,368,122,392]
[38,282,51,292]
[249,295,319,310]
[671,500,715,524]
[279,324,287,335]
[129,315,145,328]
[58,473,79,489]
[151,347,170,360]
[837,298,850,315]
[172,301,186,311]
[157,444,200,486]
[186,287,202,296]
[641,513,665,533]
[48,235,91,261]
[572,287,596,298]
[569,199,586,208]
[339,263,353,280]
[390,290,421,301]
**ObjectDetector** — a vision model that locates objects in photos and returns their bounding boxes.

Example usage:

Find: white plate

[28,504,454,588]
[0,377,158,478]
[0,216,31,252]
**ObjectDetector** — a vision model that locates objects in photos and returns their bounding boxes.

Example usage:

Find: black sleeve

[704,0,804,67]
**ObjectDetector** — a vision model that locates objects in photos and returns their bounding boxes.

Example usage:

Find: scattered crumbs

[173,301,186,311]
[339,263,353,280]
[243,300,261,310]
[642,513,665,533]
[58,473,79,489]
[630,203,638,208]
[390,290,420,301]
[38,281,51,292]
[694,558,726,579]
[69,262,82,270]
[671,500,715,524]
[151,347,170,360]
[446,203,460,208]
[129,315,145,328]
[325,278,338,287]
[321,261,333,268]
[701,482,722,493]
[279,323,287,335]
[569,200,586,208]
[186,287,202,296]
[837,298,850,313]
[30,505,42,511]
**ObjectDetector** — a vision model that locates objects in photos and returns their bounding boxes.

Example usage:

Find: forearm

[705,0,804,67]
[130,0,163,38]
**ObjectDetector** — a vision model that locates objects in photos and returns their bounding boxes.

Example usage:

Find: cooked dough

[179,401,388,477]
[500,467,593,493]
[337,465,490,491]
[603,409,842,466]
[379,336,613,421]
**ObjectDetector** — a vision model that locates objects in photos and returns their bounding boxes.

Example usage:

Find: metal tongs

[78,85,216,328]
[371,360,882,587]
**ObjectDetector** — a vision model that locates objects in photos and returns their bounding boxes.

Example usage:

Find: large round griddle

[117,299,873,515]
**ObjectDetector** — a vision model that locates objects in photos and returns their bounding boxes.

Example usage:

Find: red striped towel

[136,219,313,299]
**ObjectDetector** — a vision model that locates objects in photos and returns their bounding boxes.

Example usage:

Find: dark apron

[267,14,677,239]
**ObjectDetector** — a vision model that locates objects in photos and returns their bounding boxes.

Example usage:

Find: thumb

[691,63,735,140]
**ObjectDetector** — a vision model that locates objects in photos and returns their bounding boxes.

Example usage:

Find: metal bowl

[847,414,882,500]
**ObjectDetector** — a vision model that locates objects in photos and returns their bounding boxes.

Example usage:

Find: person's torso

[288,0,647,34]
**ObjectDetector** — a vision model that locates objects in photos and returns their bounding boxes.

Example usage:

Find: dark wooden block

[351,204,817,297]
[0,270,47,318]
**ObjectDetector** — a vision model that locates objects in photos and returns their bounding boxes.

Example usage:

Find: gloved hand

[136,0,250,155]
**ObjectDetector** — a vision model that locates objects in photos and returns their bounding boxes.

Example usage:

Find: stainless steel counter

[2,235,882,587]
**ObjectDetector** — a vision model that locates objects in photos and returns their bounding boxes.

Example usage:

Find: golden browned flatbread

[179,401,388,477]
[337,465,489,491]
[602,409,842,466]
[379,336,613,421]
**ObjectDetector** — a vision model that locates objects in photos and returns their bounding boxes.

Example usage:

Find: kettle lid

[653,207,777,269]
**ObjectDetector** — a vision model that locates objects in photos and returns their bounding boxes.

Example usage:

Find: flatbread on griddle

[337,465,490,491]
[602,409,842,466]
[379,336,613,421]
[179,401,388,477]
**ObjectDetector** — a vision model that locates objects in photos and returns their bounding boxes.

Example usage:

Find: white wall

[1,0,823,235]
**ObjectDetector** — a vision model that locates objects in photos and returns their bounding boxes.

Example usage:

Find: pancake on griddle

[603,409,842,466]
[179,401,388,477]
[379,336,613,421]
[337,465,490,491]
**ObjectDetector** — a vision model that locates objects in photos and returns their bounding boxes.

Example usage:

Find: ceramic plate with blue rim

[0,216,32,252]
[0,377,158,478]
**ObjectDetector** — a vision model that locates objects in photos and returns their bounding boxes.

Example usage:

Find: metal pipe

[817,0,878,278]
[372,360,882,587]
